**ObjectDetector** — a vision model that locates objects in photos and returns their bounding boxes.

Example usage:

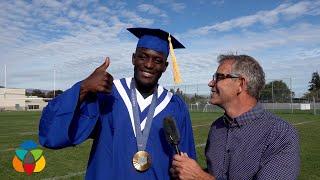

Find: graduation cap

[127,27,184,84]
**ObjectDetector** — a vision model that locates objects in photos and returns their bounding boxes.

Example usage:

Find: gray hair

[218,54,265,99]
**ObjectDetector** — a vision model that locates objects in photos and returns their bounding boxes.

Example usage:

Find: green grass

[0,111,319,179]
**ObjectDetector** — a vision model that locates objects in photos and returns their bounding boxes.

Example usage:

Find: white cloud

[280,1,319,18]
[155,0,186,12]
[172,21,320,97]
[171,3,186,12]
[120,11,154,26]
[137,4,168,18]
[0,0,156,89]
[0,0,319,97]
[187,0,320,35]
[33,0,63,9]
[211,0,225,5]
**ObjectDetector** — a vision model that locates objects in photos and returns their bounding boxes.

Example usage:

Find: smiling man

[39,28,196,179]
[171,54,300,180]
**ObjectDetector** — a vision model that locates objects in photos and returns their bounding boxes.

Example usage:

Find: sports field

[0,111,319,179]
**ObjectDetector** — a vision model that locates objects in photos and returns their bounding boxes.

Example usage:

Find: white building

[25,96,48,111]
[0,88,26,111]
[0,88,48,111]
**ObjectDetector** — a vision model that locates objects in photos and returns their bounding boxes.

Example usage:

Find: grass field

[0,111,319,180]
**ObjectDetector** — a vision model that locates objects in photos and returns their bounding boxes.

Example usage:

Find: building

[0,88,26,111]
[0,88,48,111]
[25,96,48,111]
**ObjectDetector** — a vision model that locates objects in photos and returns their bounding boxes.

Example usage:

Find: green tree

[260,80,293,103]
[46,90,63,98]
[308,72,320,91]
[30,89,46,97]
[303,72,320,101]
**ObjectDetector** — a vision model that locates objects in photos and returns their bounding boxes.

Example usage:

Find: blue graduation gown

[39,77,196,180]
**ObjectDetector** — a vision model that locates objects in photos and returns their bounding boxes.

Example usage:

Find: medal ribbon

[130,79,158,151]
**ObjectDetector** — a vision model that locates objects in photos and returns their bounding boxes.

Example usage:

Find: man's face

[208,60,242,107]
[132,47,168,89]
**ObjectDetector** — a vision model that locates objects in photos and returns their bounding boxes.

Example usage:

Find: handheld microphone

[163,116,181,155]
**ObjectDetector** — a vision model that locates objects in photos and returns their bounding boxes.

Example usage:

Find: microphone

[163,116,181,155]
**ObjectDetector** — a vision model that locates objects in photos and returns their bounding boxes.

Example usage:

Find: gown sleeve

[38,81,101,149]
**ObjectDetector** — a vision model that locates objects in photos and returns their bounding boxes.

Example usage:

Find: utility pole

[53,65,56,98]
[4,64,7,99]
[272,81,274,111]
[290,77,293,113]
[313,96,316,115]
[4,64,6,88]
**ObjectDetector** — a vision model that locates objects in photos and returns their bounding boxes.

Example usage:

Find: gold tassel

[168,33,182,84]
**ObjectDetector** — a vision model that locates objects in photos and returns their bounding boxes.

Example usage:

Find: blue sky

[0,0,319,97]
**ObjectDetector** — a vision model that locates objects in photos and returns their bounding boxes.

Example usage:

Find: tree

[308,72,320,91]
[260,80,293,103]
[303,72,320,101]
[30,89,46,97]
[46,90,63,98]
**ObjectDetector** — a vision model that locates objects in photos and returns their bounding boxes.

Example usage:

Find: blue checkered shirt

[205,103,300,180]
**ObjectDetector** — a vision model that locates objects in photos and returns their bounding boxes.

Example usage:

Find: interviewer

[171,54,300,180]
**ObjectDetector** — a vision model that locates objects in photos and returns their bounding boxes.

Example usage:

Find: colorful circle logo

[12,140,46,175]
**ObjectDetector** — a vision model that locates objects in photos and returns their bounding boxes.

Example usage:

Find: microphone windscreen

[163,116,180,145]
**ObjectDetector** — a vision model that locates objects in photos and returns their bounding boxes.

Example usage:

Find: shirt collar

[223,103,265,128]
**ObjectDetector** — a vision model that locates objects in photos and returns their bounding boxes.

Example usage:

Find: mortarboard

[127,27,184,84]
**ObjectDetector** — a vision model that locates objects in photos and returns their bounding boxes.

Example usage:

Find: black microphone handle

[174,145,181,155]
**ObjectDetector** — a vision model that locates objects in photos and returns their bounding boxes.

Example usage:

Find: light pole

[4,64,7,99]
[290,77,293,113]
[53,65,56,98]
[271,81,274,111]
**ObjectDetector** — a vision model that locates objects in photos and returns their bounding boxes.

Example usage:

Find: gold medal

[132,151,151,172]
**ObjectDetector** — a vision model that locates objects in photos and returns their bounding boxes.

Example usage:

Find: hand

[171,153,214,180]
[80,57,113,101]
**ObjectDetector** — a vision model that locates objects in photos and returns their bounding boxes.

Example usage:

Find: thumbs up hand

[80,57,114,101]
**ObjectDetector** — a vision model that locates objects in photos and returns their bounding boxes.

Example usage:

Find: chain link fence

[166,83,320,115]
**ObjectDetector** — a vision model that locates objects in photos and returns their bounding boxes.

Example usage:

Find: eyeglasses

[212,73,241,82]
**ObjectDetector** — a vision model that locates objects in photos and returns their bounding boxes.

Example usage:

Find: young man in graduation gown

[38,28,196,179]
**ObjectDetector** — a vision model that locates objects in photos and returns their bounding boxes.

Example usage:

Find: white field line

[19,131,37,135]
[41,171,86,180]
[0,148,15,152]
[0,120,317,153]
[196,143,206,148]
[0,118,318,180]
[194,121,316,149]
[293,121,315,125]
[0,131,37,138]
[0,123,210,139]
[192,124,211,128]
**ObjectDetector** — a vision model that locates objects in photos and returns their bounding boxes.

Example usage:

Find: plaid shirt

[205,103,300,180]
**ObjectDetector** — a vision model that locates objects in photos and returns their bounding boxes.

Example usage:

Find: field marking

[0,131,37,138]
[19,131,38,135]
[2,120,315,179]
[41,171,86,180]
[193,123,211,128]
[40,143,209,179]
[194,120,318,149]
[293,121,315,125]
[196,143,206,148]
[2,121,314,153]
[0,148,15,152]
[192,120,317,129]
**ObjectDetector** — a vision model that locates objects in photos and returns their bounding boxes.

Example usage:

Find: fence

[166,83,320,115]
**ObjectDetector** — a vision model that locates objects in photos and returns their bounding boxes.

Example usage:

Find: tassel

[168,33,182,84]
